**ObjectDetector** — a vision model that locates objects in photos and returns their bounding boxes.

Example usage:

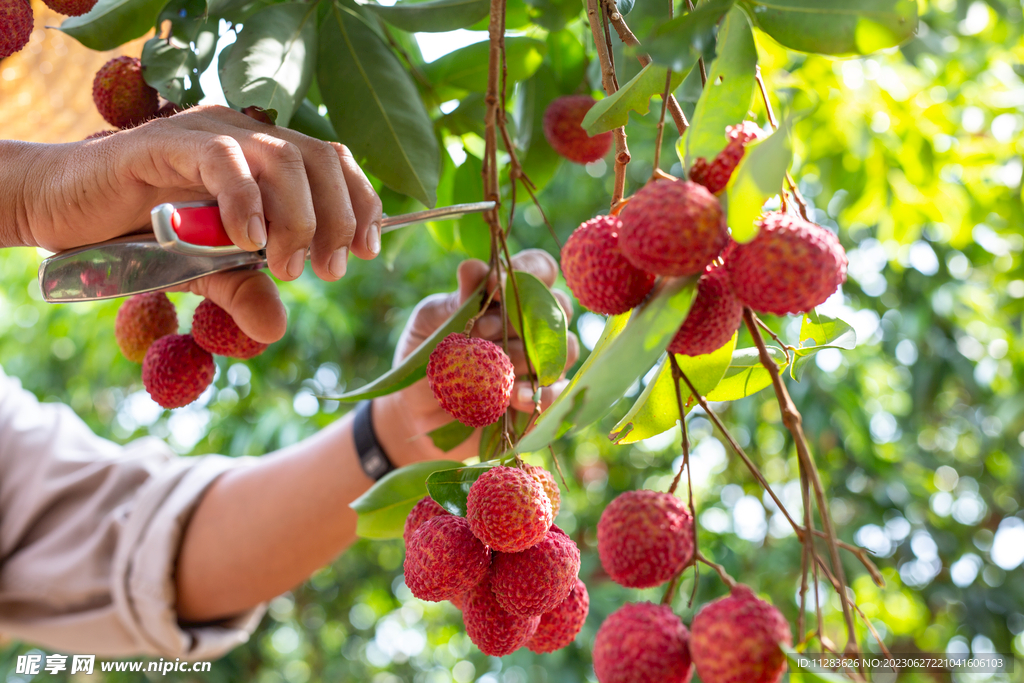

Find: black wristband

[353,400,396,481]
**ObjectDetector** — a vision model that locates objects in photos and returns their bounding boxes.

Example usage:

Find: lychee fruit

[463,577,540,657]
[561,215,656,315]
[667,262,742,357]
[523,462,561,518]
[42,0,96,16]
[593,602,693,683]
[403,515,491,602]
[526,578,589,654]
[543,94,613,165]
[191,299,268,359]
[619,180,728,278]
[689,121,767,194]
[403,496,449,545]
[689,585,793,683]
[491,525,580,617]
[0,0,32,60]
[724,212,847,316]
[426,333,515,427]
[92,56,160,129]
[142,334,215,409]
[466,465,552,553]
[597,489,694,588]
[115,292,179,363]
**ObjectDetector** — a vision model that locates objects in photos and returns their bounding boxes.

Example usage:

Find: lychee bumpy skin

[142,334,215,409]
[543,95,613,165]
[462,577,540,657]
[466,466,553,553]
[592,602,694,683]
[92,56,160,129]
[561,215,656,315]
[115,292,179,363]
[490,525,581,617]
[403,515,490,602]
[689,121,767,194]
[192,299,268,360]
[403,496,449,546]
[597,489,694,589]
[0,0,33,59]
[618,180,729,278]
[667,262,743,357]
[526,578,589,654]
[426,334,515,427]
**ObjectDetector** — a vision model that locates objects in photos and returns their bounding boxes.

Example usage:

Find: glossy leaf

[546,29,587,94]
[289,98,340,141]
[324,282,484,401]
[507,271,568,387]
[581,64,685,136]
[423,37,547,98]
[516,67,565,192]
[705,346,788,402]
[616,0,634,15]
[641,0,733,72]
[60,0,168,50]
[428,420,475,452]
[452,155,491,260]
[351,459,463,539]
[742,0,918,56]
[782,646,857,682]
[610,334,736,444]
[142,38,199,106]
[220,3,318,128]
[791,312,857,379]
[157,0,208,44]
[319,4,440,206]
[425,463,497,515]
[362,0,490,32]
[724,116,793,243]
[516,278,698,454]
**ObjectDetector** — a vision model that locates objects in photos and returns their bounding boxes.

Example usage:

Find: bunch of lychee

[114,293,268,409]
[402,464,589,657]
[560,121,848,358]
[592,488,792,683]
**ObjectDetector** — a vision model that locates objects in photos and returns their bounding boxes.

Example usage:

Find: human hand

[373,249,580,465]
[20,105,382,343]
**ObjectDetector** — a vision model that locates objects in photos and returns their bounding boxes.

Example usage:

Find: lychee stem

[586,0,631,208]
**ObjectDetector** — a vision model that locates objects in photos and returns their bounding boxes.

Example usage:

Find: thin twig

[684,0,707,85]
[587,0,631,207]
[651,67,674,179]
[696,551,737,589]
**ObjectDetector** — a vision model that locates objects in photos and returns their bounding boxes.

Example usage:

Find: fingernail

[287,249,305,279]
[248,215,267,248]
[329,247,348,279]
[367,222,381,256]
[517,386,534,406]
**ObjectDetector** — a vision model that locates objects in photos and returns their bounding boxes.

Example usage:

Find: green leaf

[428,420,475,452]
[425,463,497,515]
[423,37,546,98]
[507,271,568,387]
[60,0,169,51]
[616,0,634,15]
[319,4,440,206]
[452,155,491,260]
[641,0,734,72]
[362,0,490,33]
[705,346,788,402]
[157,0,208,44]
[351,459,463,539]
[324,282,484,401]
[142,37,200,106]
[523,0,581,31]
[791,312,856,378]
[741,0,918,56]
[220,3,318,128]
[610,334,736,444]
[517,277,698,454]
[516,67,565,192]
[724,116,793,243]
[546,29,587,94]
[289,99,340,141]
[581,64,685,136]
[682,7,757,171]
[782,645,857,682]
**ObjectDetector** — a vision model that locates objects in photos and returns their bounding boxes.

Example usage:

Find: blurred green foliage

[2,0,1023,681]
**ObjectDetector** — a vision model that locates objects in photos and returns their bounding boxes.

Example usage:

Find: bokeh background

[1,0,1023,681]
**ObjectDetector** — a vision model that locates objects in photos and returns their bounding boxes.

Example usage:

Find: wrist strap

[353,400,396,481]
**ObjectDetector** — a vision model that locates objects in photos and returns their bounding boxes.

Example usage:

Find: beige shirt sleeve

[0,367,266,659]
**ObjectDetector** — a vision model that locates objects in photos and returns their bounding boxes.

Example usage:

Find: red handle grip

[171,205,234,247]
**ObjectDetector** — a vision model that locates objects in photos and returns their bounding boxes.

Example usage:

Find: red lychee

[543,94,613,165]
[427,333,515,427]
[526,578,589,654]
[463,577,540,657]
[92,56,160,129]
[593,602,693,683]
[142,334,215,409]
[191,299,268,359]
[403,496,449,546]
[466,465,553,553]
[523,462,561,518]
[561,215,656,315]
[667,262,742,356]
[724,212,847,316]
[597,489,694,589]
[0,0,32,60]
[689,585,793,683]
[404,515,491,602]
[115,292,179,363]
[689,121,767,194]
[42,0,96,16]
[619,180,728,277]
[491,525,580,617]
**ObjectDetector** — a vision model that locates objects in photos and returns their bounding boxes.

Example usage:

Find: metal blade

[380,201,495,234]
